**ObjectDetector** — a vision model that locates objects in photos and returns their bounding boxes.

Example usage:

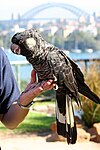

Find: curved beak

[10,43,21,55]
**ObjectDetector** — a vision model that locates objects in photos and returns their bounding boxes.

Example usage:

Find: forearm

[1,88,37,129]
[1,103,29,129]
[1,82,43,129]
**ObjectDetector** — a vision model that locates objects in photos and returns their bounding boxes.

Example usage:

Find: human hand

[19,70,55,106]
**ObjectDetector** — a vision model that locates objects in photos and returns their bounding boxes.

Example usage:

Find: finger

[26,86,44,99]
[22,82,55,101]
[25,70,37,90]
[42,80,55,91]
[47,83,56,91]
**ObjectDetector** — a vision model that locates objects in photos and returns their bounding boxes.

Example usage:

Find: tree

[65,30,100,51]
[95,27,100,40]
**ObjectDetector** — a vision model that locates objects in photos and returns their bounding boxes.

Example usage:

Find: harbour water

[6,49,100,61]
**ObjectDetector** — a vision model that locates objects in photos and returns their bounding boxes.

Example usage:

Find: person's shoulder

[0,47,8,65]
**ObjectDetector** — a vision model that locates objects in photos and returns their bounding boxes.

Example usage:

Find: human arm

[0,70,55,129]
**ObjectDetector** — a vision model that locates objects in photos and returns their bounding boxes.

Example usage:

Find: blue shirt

[0,48,20,114]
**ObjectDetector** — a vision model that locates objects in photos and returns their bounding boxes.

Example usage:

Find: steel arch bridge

[21,3,89,20]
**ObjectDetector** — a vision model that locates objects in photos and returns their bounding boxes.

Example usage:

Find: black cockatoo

[10,29,100,144]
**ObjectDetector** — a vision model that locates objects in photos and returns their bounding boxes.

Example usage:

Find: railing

[74,58,100,71]
[10,60,30,90]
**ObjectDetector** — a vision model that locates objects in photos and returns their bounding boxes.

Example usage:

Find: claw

[53,84,58,90]
[53,75,57,82]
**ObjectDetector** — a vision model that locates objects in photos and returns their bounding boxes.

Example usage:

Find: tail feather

[66,95,77,144]
[56,94,77,144]
[56,119,66,137]
[66,123,77,144]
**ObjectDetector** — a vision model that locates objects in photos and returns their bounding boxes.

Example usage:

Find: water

[63,50,100,60]
[5,49,100,81]
[6,49,100,61]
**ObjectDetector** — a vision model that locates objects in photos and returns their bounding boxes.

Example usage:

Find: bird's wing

[59,50,100,104]
[55,50,80,105]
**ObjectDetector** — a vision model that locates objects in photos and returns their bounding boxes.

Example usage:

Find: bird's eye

[19,40,24,44]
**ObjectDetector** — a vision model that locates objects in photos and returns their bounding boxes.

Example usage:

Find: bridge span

[21,3,89,20]
[0,2,90,24]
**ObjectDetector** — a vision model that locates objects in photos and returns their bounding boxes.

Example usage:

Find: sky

[0,0,100,20]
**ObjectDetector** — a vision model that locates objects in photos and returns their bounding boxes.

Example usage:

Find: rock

[89,123,100,135]
[49,120,90,143]
[46,133,66,142]
[90,135,100,143]
[47,122,65,142]
[50,122,57,133]
[88,123,100,143]
[75,116,85,128]
[77,128,90,142]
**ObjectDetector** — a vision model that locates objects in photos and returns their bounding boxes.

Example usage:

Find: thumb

[24,69,37,91]
[30,69,37,83]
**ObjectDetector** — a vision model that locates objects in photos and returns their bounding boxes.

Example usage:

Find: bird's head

[10,29,38,57]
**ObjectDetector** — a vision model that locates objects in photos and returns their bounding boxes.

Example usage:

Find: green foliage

[82,100,100,127]
[0,38,3,47]
[65,30,100,50]
[20,80,28,92]
[0,33,11,48]
[41,89,55,97]
[14,112,55,134]
[81,62,100,127]
[95,27,100,40]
